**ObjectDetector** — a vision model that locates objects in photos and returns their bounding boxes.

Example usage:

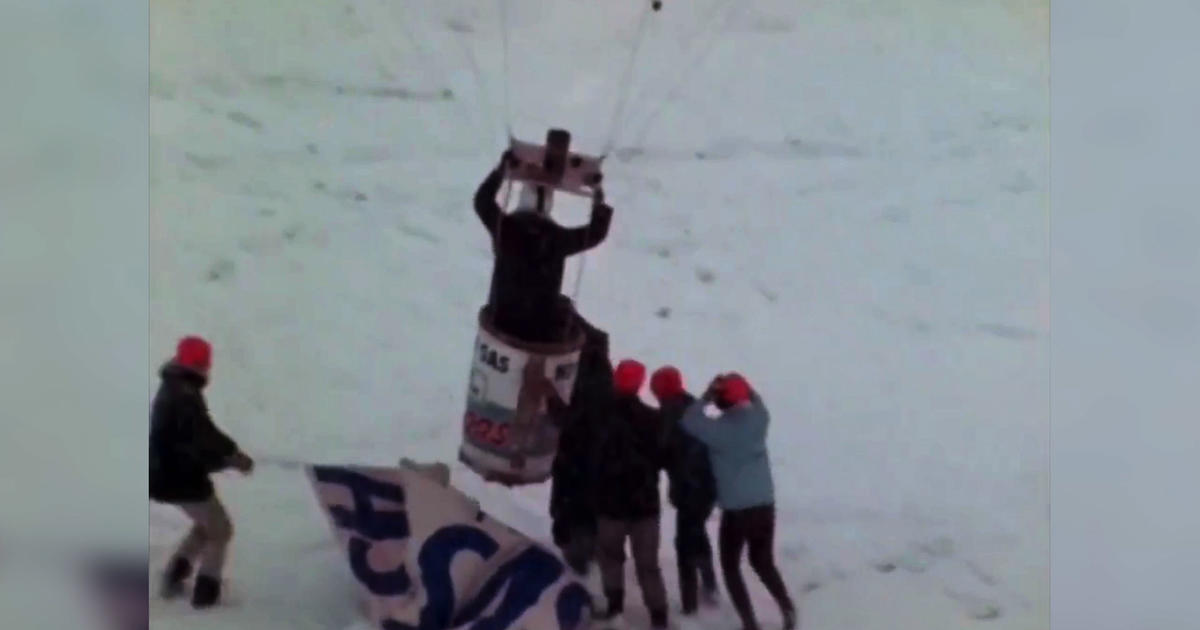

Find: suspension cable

[497,0,515,139]
[599,3,656,157]
[450,24,502,146]
[371,0,492,154]
[625,0,746,152]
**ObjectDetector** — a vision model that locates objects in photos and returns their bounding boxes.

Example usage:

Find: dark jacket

[549,317,613,527]
[592,393,666,521]
[149,362,240,504]
[659,392,717,515]
[474,168,613,342]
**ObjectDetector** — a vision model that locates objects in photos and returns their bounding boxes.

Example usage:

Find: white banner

[306,463,593,630]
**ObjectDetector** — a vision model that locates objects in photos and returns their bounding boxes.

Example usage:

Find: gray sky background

[1051,0,1200,628]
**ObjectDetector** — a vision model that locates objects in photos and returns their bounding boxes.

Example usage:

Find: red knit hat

[175,336,212,372]
[613,359,646,396]
[649,366,684,400]
[715,372,752,407]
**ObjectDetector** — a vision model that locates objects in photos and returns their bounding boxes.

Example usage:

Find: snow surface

[144,0,1048,628]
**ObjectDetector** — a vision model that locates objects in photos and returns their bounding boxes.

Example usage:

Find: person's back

[550,316,613,498]
[651,365,719,614]
[680,373,795,630]
[473,156,613,342]
[150,361,238,504]
[682,391,773,511]
[659,392,716,513]
[594,393,664,520]
[487,210,572,338]
[548,315,613,573]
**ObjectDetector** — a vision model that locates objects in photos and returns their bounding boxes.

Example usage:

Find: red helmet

[175,336,212,372]
[649,366,685,400]
[613,359,647,396]
[714,373,752,408]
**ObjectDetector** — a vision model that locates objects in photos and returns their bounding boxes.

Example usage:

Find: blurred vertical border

[0,1,149,626]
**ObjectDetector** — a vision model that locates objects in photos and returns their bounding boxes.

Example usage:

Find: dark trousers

[552,515,596,575]
[675,506,717,613]
[596,516,669,616]
[718,505,794,630]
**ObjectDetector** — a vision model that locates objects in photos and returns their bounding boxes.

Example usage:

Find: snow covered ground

[144,0,1048,628]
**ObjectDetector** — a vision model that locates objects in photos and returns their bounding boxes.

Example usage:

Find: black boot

[159,557,191,599]
[650,608,669,630]
[679,570,698,615]
[191,574,221,609]
[593,589,624,620]
[678,551,698,615]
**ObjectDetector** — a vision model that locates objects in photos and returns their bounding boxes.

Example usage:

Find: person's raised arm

[473,152,511,235]
[557,188,613,256]
[679,396,718,446]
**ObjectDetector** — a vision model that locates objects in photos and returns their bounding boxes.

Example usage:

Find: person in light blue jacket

[680,373,796,630]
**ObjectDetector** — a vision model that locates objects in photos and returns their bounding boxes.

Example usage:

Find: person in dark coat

[680,374,796,630]
[546,314,614,575]
[650,366,719,615]
[591,360,670,630]
[149,336,254,609]
[474,151,613,343]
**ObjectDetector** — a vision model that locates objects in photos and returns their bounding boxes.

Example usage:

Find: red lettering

[464,412,509,448]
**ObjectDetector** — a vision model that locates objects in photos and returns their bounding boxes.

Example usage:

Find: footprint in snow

[396,221,441,245]
[873,538,954,574]
[205,259,235,283]
[976,323,1038,341]
[445,18,474,33]
[184,152,230,171]
[918,536,956,558]
[965,560,1000,587]
[343,145,391,164]
[944,588,1004,621]
[227,110,263,131]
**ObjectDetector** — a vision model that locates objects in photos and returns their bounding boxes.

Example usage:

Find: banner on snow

[306,463,592,630]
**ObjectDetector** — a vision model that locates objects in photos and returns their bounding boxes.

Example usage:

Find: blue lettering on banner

[555,583,592,630]
[314,466,590,630]
[414,525,501,630]
[455,546,564,630]
[312,466,413,596]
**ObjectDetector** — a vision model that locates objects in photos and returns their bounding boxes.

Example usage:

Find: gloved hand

[702,374,727,401]
[500,148,517,171]
[229,450,255,475]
